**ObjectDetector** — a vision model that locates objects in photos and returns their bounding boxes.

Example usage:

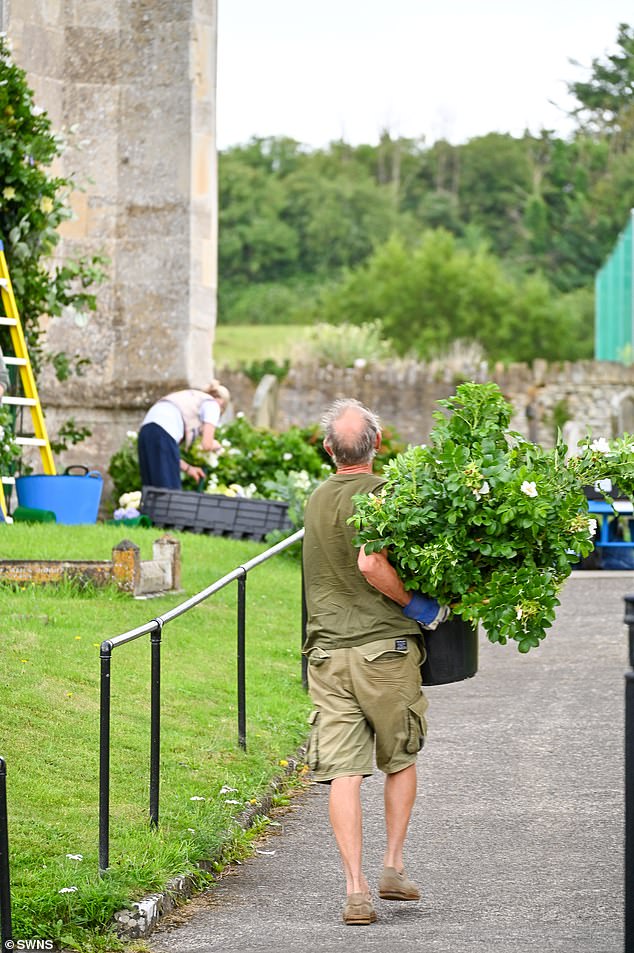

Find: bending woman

[137,381,230,489]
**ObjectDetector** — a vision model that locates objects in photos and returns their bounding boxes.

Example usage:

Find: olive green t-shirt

[302,472,417,652]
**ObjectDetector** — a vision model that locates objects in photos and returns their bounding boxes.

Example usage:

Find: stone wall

[221,358,634,449]
[7,0,218,475]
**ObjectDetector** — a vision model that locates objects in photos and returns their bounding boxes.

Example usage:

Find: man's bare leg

[383,763,417,871]
[329,775,370,895]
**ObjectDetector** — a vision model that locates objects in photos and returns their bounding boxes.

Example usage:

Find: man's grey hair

[321,398,381,467]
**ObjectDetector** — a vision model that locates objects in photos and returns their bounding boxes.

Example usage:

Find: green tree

[316,230,593,363]
[455,133,533,257]
[568,23,634,135]
[218,153,299,283]
[282,167,402,273]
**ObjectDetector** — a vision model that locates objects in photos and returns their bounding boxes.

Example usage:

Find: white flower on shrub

[589,437,611,454]
[520,481,538,498]
[283,452,293,461]
[588,518,598,538]
[472,481,490,500]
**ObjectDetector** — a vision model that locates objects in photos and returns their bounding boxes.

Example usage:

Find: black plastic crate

[140,487,292,541]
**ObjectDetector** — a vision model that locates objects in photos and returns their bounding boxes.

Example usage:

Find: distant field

[213,324,312,368]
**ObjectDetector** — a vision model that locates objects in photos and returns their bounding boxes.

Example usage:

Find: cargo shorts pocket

[405,692,429,754]
[306,647,331,667]
[362,638,410,662]
[306,709,320,770]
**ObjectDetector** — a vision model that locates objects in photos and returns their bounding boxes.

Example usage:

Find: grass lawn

[213,324,311,369]
[0,523,310,950]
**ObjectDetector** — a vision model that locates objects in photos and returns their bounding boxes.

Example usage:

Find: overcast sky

[216,0,633,150]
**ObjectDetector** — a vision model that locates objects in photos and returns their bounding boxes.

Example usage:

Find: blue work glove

[402,593,450,630]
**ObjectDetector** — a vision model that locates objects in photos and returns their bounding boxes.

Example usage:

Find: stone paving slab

[148,574,633,953]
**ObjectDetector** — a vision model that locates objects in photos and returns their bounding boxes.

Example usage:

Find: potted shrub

[350,381,634,659]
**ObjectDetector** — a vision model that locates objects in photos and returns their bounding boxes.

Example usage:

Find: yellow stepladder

[0,238,56,522]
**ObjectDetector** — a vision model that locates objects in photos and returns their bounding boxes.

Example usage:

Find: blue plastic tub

[15,469,103,524]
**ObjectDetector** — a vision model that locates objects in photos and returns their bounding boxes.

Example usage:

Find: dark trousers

[137,422,181,489]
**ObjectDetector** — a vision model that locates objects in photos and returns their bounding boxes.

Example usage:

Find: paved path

[149,573,632,953]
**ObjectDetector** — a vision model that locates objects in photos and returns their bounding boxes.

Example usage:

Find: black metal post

[149,621,163,829]
[237,572,247,751]
[624,595,634,953]
[99,641,113,873]
[301,559,308,692]
[0,757,12,950]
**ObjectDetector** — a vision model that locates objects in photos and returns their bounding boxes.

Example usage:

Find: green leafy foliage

[240,357,290,384]
[107,431,142,500]
[350,382,634,652]
[49,418,92,455]
[315,231,594,362]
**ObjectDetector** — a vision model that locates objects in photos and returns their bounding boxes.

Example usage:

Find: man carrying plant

[302,398,448,926]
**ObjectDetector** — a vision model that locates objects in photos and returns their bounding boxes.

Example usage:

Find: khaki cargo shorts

[305,635,429,783]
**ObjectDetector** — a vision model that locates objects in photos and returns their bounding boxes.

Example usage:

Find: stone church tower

[3,0,218,475]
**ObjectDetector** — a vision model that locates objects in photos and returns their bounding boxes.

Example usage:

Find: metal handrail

[99,528,305,872]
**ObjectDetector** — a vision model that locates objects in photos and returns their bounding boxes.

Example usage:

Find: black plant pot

[421,616,478,686]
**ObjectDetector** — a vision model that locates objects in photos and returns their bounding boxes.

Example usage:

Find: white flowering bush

[184,414,332,494]
[351,382,634,653]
